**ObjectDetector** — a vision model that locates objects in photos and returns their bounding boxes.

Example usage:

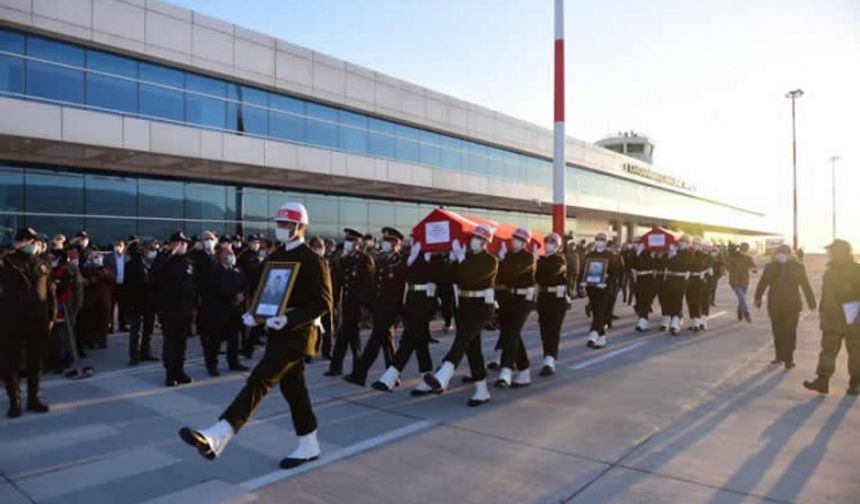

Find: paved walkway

[1,256,857,503]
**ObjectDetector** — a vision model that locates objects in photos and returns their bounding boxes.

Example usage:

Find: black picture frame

[250,261,301,322]
[584,257,608,285]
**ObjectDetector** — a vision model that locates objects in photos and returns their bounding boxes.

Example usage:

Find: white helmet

[472,224,495,243]
[274,202,309,225]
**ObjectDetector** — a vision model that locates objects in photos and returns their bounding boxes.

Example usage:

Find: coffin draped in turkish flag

[640,226,680,251]
[412,208,544,255]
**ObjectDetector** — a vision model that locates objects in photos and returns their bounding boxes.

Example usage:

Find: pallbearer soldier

[344,227,407,386]
[535,233,569,376]
[324,228,375,376]
[707,243,724,308]
[661,235,693,335]
[372,240,441,394]
[495,227,537,388]
[179,202,333,469]
[424,224,498,407]
[631,238,660,332]
[685,237,709,331]
[695,238,716,330]
[580,232,622,349]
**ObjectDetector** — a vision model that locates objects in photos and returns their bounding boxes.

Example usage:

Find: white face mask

[470,237,485,253]
[79,239,89,249]
[545,243,557,255]
[381,241,393,253]
[511,239,525,253]
[114,247,124,255]
[775,253,788,263]
[313,247,325,257]
[275,227,294,243]
[258,249,267,259]
[92,257,104,267]
[225,254,236,267]
[679,243,689,251]
[175,243,188,256]
[343,240,355,253]
[248,242,260,252]
[203,239,216,252]
[145,250,157,260]
[595,240,606,252]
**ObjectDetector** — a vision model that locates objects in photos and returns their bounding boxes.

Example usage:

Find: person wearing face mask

[753,244,816,370]
[685,237,714,332]
[180,202,332,469]
[106,239,130,333]
[803,239,860,395]
[492,227,537,389]
[424,224,498,407]
[324,228,375,377]
[658,235,693,336]
[238,235,266,358]
[199,243,249,376]
[630,238,660,332]
[73,230,94,263]
[124,239,161,366]
[79,251,116,350]
[0,227,56,418]
[579,232,623,348]
[344,228,407,386]
[535,233,568,376]
[152,231,197,387]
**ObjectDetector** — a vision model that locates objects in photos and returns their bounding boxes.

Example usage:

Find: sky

[170,0,860,251]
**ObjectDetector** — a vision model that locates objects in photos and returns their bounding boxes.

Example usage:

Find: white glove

[408,241,422,266]
[596,283,607,289]
[525,286,536,302]
[451,239,466,263]
[579,282,587,288]
[483,288,495,305]
[265,315,288,330]
[426,282,437,298]
[424,252,432,263]
[532,244,540,260]
[241,312,257,327]
[557,285,566,298]
[498,241,507,261]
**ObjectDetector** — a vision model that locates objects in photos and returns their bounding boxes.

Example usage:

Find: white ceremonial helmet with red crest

[274,202,309,225]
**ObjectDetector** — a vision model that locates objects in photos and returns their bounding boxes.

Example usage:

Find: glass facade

[0,163,564,247]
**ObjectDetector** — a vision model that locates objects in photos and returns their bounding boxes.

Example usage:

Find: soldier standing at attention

[344,228,407,386]
[495,227,537,389]
[153,231,196,387]
[179,202,333,469]
[1,227,56,418]
[324,229,375,377]
[535,233,569,376]
[424,225,499,407]
[580,232,622,349]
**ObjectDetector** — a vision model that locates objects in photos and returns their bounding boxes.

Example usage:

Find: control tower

[595,131,655,164]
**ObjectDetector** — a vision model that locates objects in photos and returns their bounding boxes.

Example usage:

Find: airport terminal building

[0,0,773,247]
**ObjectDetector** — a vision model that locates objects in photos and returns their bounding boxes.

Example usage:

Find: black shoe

[737,313,743,321]
[784,362,796,370]
[461,375,480,384]
[467,397,490,407]
[228,363,250,372]
[538,365,555,377]
[770,359,782,365]
[165,379,179,387]
[178,427,216,461]
[803,377,829,394]
[429,337,440,344]
[280,455,319,470]
[486,361,499,371]
[587,340,596,348]
[206,366,220,377]
[6,401,21,418]
[177,374,193,385]
[26,397,50,414]
[323,369,342,377]
[410,388,432,397]
[371,381,392,392]
[342,374,366,387]
[141,354,159,362]
[423,372,443,392]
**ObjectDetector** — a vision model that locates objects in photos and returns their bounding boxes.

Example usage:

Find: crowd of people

[2,201,859,470]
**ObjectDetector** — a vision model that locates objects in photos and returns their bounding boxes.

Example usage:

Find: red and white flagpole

[552,0,566,236]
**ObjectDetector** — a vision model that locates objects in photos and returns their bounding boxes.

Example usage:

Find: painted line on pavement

[568,341,649,370]
[239,420,433,491]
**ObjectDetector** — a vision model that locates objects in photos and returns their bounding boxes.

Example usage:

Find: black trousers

[221,334,316,436]
[634,277,658,318]
[769,306,800,363]
[442,298,493,380]
[392,294,435,374]
[351,303,399,379]
[586,286,611,335]
[318,313,333,357]
[538,295,567,358]
[202,315,241,369]
[161,311,191,381]
[329,301,362,373]
[686,278,707,319]
[2,333,44,400]
[607,284,620,319]
[438,284,455,326]
[660,278,686,317]
[128,306,156,361]
[708,277,719,306]
[498,296,532,370]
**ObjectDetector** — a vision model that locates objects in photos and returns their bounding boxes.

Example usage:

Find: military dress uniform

[153,232,197,386]
[631,247,661,331]
[345,228,407,385]
[237,237,265,356]
[0,228,56,417]
[326,229,375,376]
[580,247,622,348]
[685,245,714,331]
[495,236,536,388]
[535,241,569,375]
[660,246,693,335]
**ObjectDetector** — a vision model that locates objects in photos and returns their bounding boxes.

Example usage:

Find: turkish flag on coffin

[412,208,544,255]
[640,226,680,252]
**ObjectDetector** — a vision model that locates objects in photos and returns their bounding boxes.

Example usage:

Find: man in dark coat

[125,239,160,365]
[754,244,816,369]
[199,243,249,376]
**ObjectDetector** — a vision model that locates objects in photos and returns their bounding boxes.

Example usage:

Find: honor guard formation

[1,204,859,472]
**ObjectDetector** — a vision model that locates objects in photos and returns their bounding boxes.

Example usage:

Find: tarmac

[1,255,857,504]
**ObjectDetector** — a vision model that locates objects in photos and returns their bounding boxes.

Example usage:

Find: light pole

[785,89,803,251]
[552,0,566,236]
[830,155,840,240]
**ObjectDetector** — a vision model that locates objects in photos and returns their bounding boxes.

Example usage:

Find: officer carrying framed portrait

[583,257,608,285]
[250,262,301,321]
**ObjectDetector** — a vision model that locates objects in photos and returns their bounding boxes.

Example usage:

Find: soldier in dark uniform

[153,231,196,387]
[237,234,265,357]
[686,236,714,332]
[579,232,622,349]
[180,202,333,469]
[1,227,56,418]
[372,240,442,393]
[200,243,249,376]
[495,227,537,389]
[536,233,568,376]
[424,224,498,407]
[708,244,724,308]
[324,229,375,376]
[754,244,816,369]
[661,235,693,335]
[344,228,407,386]
[436,255,456,333]
[564,237,581,299]
[630,239,660,332]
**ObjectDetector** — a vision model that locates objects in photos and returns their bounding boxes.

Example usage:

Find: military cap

[168,230,192,243]
[15,227,38,242]
[343,228,363,240]
[381,227,404,242]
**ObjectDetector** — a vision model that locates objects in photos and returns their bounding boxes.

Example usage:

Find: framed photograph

[584,258,608,285]
[250,261,301,321]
